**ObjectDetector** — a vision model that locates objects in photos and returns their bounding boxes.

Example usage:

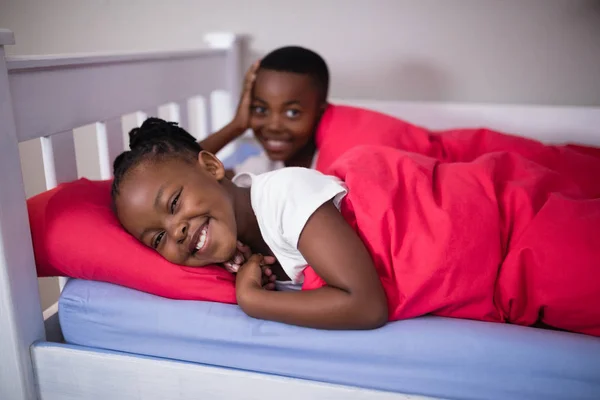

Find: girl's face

[250,69,325,162]
[115,152,238,267]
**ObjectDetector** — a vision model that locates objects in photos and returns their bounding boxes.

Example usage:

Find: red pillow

[27,178,236,303]
[314,104,446,173]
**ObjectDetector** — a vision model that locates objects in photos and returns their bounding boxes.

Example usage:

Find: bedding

[59,278,600,400]
[315,104,600,197]
[28,103,600,333]
[304,144,600,336]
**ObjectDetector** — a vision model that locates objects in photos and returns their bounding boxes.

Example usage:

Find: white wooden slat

[177,100,190,131]
[158,102,181,124]
[94,122,112,180]
[188,95,209,141]
[205,33,246,157]
[159,101,192,132]
[19,138,49,199]
[40,133,78,294]
[0,43,45,400]
[40,131,76,290]
[32,343,430,400]
[40,131,78,190]
[121,111,150,151]
[72,124,104,181]
[103,118,126,177]
[8,48,230,142]
[209,90,232,133]
[40,137,58,189]
[204,33,245,115]
[210,90,237,160]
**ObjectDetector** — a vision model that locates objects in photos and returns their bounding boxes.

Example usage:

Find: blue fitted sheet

[59,279,600,400]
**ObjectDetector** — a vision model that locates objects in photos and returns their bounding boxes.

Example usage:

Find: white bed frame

[1,28,600,400]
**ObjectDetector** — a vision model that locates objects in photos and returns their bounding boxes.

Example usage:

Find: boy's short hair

[259,46,329,101]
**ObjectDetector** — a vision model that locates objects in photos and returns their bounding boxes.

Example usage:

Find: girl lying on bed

[112,117,600,336]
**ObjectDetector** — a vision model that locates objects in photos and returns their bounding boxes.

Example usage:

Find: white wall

[1,0,599,106]
[1,0,599,309]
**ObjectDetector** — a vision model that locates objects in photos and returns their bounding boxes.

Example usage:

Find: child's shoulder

[235,167,346,208]
[262,166,334,183]
[243,166,330,191]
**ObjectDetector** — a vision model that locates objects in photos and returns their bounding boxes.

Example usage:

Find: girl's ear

[198,151,225,181]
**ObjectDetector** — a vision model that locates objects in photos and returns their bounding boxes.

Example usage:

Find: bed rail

[0,29,246,400]
[0,28,44,400]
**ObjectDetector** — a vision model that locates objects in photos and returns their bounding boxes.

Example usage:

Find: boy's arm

[236,201,388,330]
[198,61,259,155]
[198,121,246,154]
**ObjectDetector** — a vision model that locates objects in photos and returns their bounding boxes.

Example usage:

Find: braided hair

[260,46,329,101]
[111,117,202,199]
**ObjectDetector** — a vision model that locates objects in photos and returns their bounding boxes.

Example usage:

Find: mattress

[59,279,600,400]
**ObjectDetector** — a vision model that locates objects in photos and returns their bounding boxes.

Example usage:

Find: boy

[203,45,600,198]
[199,46,329,177]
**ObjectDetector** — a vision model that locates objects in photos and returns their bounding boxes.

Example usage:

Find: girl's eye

[285,109,300,118]
[153,232,165,249]
[170,192,180,214]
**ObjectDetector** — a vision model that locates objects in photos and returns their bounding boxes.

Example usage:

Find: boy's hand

[232,61,260,132]
[236,254,277,294]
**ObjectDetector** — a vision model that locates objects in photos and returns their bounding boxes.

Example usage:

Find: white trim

[33,344,436,400]
[9,49,230,142]
[6,48,223,71]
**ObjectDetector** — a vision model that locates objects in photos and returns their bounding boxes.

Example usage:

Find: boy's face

[250,69,325,162]
[114,152,238,267]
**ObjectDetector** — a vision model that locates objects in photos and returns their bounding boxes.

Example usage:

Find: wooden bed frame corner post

[203,32,250,159]
[0,28,45,400]
[203,32,248,112]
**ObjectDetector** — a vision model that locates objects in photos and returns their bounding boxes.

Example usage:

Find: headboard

[0,29,246,400]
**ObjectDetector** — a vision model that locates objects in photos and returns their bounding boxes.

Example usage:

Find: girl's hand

[225,241,276,290]
[231,61,260,132]
[236,253,277,297]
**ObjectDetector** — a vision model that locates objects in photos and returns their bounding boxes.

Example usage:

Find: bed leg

[0,29,45,400]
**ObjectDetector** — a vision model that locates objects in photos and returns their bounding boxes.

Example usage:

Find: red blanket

[304,105,600,336]
[315,104,600,198]
[304,145,600,336]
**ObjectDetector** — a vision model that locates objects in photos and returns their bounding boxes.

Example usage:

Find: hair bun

[127,117,175,150]
[127,127,142,150]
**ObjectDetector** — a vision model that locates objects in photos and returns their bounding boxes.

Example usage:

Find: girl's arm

[235,200,388,330]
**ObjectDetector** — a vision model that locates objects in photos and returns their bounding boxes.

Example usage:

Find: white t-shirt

[233,150,319,176]
[232,167,347,285]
